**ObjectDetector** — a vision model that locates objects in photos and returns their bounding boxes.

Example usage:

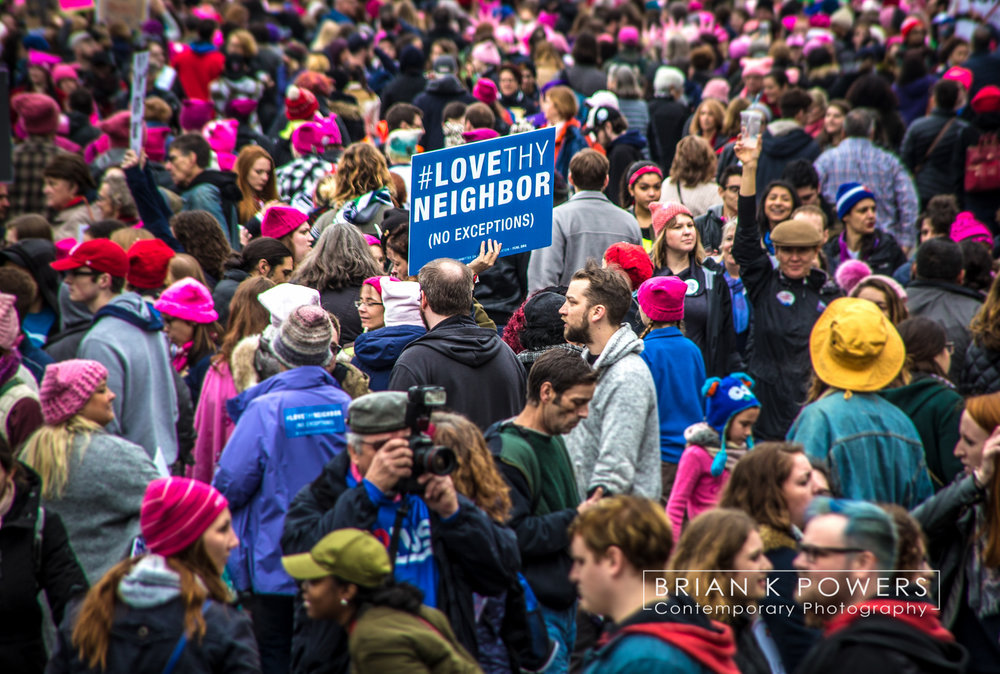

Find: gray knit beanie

[270,305,334,368]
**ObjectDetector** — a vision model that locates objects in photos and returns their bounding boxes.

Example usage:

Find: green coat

[880,374,964,489]
[349,604,483,674]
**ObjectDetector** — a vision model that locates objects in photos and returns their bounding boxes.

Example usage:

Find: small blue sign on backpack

[283,405,346,438]
[408,127,556,272]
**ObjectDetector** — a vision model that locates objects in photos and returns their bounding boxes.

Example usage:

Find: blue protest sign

[283,405,346,438]
[408,127,555,272]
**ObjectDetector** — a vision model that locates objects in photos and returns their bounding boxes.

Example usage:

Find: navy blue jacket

[351,324,426,391]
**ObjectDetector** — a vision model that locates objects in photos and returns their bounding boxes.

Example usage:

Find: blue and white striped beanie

[836,182,876,220]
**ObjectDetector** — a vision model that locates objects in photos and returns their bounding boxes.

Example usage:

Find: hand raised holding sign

[468,239,502,275]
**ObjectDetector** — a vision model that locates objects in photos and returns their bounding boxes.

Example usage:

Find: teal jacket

[787,390,933,508]
[879,374,964,489]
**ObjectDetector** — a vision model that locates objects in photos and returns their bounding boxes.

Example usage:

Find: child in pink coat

[667,373,761,536]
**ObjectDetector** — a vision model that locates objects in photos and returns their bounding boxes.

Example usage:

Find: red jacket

[171,45,225,101]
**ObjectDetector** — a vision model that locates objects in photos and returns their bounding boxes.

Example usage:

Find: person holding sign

[213,304,350,674]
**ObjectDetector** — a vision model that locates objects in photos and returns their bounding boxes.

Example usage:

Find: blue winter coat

[787,391,934,508]
[639,327,706,464]
[213,366,350,595]
[352,324,426,391]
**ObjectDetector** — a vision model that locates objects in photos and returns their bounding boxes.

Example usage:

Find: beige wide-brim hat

[810,297,905,392]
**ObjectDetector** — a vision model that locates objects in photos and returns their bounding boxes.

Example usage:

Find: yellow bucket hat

[809,297,905,392]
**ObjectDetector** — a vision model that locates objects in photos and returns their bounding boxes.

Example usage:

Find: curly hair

[291,223,382,291]
[170,211,233,280]
[330,144,394,210]
[432,411,511,523]
[971,273,1000,352]
[669,136,717,187]
[689,98,725,138]
[234,146,279,224]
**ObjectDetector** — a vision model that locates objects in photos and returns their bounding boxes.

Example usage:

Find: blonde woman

[20,360,163,584]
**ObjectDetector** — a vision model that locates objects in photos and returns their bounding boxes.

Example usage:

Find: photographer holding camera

[282,390,520,673]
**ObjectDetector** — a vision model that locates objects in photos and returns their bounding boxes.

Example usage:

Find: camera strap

[387,497,411,574]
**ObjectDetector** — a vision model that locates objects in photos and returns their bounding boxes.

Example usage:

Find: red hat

[972,85,1000,115]
[11,93,60,136]
[294,71,333,98]
[900,17,924,39]
[51,239,129,277]
[649,201,693,238]
[604,242,653,291]
[261,205,308,239]
[943,66,973,92]
[473,78,499,106]
[286,85,319,121]
[141,477,228,557]
[637,276,687,322]
[127,238,175,289]
[99,111,132,147]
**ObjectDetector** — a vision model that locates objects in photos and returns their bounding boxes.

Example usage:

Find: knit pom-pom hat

[285,85,319,121]
[834,259,873,295]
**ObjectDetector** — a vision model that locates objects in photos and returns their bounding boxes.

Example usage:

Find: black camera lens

[422,446,457,476]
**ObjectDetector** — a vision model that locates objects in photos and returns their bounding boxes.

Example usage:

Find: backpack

[965,132,1000,193]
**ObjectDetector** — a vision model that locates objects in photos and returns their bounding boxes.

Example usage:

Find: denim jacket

[787,390,933,508]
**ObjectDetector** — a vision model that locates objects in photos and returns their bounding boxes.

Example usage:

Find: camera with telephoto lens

[397,386,456,493]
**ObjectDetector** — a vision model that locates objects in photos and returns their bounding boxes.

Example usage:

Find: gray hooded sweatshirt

[565,325,661,500]
[78,293,179,465]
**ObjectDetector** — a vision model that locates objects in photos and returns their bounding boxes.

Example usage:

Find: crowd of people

[2,0,1000,673]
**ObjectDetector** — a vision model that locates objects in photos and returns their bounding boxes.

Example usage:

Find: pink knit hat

[154,278,219,324]
[943,66,973,92]
[473,78,499,106]
[145,126,170,162]
[834,259,873,295]
[51,64,79,84]
[0,293,19,350]
[179,99,215,132]
[99,111,132,147]
[291,118,342,155]
[261,205,308,239]
[203,119,237,154]
[362,275,397,296]
[39,359,109,425]
[649,201,693,237]
[951,212,993,245]
[702,78,731,103]
[637,276,687,322]
[141,477,229,557]
[471,41,501,67]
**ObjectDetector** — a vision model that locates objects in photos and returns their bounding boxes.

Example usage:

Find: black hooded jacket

[388,314,526,430]
[797,599,968,674]
[413,75,476,150]
[280,449,521,673]
[756,121,821,190]
[606,129,647,206]
[1,240,61,322]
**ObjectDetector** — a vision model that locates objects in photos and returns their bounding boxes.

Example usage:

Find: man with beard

[559,261,660,500]
[388,258,525,429]
[487,348,602,672]
[794,498,967,673]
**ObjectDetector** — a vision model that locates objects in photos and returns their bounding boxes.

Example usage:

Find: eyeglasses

[354,300,383,308]
[725,185,741,193]
[945,342,955,354]
[65,268,97,279]
[796,543,866,563]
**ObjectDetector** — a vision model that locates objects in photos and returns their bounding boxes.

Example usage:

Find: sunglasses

[796,543,865,563]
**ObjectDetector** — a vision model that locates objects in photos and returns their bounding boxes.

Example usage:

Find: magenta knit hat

[473,78,499,106]
[649,201,693,238]
[950,212,993,245]
[154,278,219,324]
[362,275,397,296]
[141,478,229,557]
[179,99,215,132]
[261,205,308,239]
[0,293,19,350]
[638,276,687,322]
[39,359,109,425]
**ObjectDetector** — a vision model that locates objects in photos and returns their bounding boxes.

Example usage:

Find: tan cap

[770,219,824,247]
